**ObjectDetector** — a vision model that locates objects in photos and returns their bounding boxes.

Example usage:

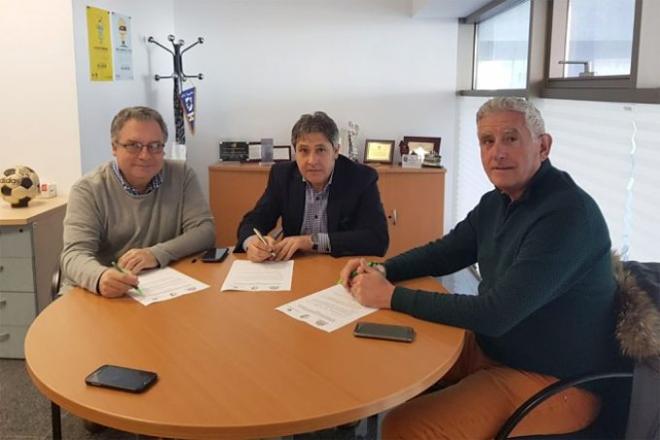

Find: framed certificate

[364,139,394,164]
[273,145,292,161]
[247,142,262,162]
[219,141,249,162]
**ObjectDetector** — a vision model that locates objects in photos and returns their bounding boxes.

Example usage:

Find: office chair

[495,259,660,440]
[50,265,62,301]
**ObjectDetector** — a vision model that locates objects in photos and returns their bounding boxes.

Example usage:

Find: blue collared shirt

[299,173,332,253]
[111,161,163,196]
[242,172,334,252]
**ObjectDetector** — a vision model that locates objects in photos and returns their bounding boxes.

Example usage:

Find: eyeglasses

[114,141,165,154]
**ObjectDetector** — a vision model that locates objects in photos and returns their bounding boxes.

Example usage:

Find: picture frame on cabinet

[364,139,395,164]
[401,136,441,155]
[273,145,292,161]
[246,141,262,162]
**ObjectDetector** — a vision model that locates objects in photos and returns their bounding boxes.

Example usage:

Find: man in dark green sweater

[340,97,623,439]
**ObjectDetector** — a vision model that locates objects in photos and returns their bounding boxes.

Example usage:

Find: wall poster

[86,6,113,81]
[111,12,133,80]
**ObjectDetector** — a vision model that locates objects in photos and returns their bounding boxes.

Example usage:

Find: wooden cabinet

[209,164,271,247]
[0,197,66,358]
[376,166,444,257]
[208,163,445,257]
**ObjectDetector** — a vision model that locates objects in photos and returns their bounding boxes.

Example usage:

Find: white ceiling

[412,0,492,19]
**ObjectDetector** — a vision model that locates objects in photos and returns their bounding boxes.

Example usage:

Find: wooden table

[25,253,464,439]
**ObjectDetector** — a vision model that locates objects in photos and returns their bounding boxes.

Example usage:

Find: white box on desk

[401,154,423,169]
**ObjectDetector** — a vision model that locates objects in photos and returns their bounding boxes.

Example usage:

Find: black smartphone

[201,247,230,263]
[353,322,416,343]
[85,364,158,393]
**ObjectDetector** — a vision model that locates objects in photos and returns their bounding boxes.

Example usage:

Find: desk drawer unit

[0,226,35,292]
[0,198,66,359]
[0,292,36,324]
[0,325,29,358]
[0,226,33,258]
[0,258,36,292]
[0,292,33,359]
[0,225,37,358]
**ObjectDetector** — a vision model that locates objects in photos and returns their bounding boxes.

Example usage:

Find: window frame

[543,0,642,90]
[457,0,659,104]
[459,0,532,97]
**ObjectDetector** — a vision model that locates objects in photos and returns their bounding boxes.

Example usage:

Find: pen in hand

[111,261,145,296]
[253,228,276,258]
[338,261,378,285]
[350,261,377,278]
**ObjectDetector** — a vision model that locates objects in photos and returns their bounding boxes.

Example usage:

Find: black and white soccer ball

[0,166,40,207]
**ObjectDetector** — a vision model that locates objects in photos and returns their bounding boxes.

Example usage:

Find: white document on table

[128,267,209,306]
[276,284,377,332]
[220,260,294,292]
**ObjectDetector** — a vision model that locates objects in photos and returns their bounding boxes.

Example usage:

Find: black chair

[496,260,660,440]
[51,264,61,301]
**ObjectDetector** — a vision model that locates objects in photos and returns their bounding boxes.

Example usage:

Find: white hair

[476,97,546,138]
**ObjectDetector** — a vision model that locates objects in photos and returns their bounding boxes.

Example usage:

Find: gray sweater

[60,160,215,293]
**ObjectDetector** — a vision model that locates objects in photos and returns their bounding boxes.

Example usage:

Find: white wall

[1,1,81,194]
[71,0,176,173]
[173,0,459,230]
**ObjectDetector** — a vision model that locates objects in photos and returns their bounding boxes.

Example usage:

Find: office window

[548,0,636,79]
[473,1,530,90]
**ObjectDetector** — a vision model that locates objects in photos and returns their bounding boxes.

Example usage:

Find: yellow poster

[86,6,113,81]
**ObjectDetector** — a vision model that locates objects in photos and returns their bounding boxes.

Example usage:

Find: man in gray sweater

[60,106,215,298]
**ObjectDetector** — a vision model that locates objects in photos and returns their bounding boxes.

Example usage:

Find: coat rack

[147,34,204,145]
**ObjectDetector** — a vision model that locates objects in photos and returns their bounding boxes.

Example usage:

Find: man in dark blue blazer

[235,111,389,261]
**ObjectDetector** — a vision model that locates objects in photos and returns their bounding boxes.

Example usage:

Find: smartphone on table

[85,364,158,393]
[353,322,416,343]
[201,247,230,263]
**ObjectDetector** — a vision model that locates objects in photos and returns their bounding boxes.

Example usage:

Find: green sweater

[386,160,622,379]
[61,160,216,293]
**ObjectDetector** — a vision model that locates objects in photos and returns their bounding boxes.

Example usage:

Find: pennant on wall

[180,87,196,134]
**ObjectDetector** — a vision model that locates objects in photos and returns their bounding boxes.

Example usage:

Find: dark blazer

[235,155,389,257]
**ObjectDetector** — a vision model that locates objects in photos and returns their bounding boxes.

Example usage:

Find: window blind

[454,96,491,225]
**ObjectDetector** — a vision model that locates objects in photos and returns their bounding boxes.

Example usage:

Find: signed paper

[221,260,294,292]
[129,267,209,305]
[276,284,377,332]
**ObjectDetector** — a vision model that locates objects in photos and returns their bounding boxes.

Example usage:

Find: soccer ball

[0,166,40,208]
